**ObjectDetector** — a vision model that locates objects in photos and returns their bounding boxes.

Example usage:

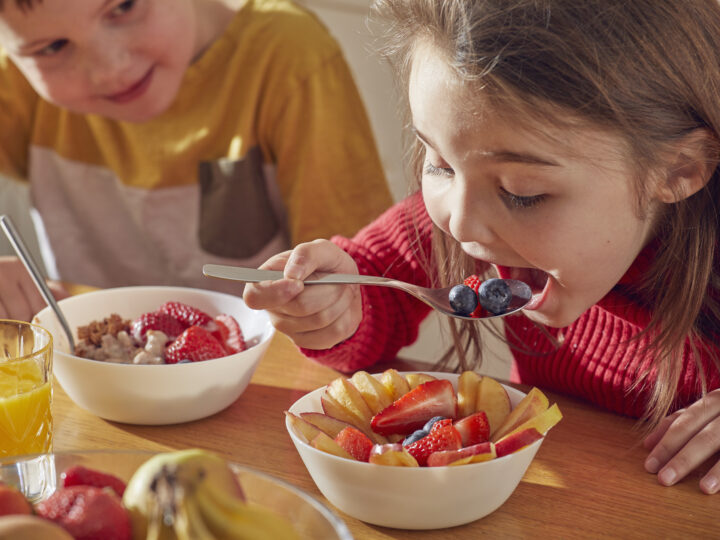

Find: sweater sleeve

[301,194,435,372]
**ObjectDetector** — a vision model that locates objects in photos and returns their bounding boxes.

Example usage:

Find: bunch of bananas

[122,449,299,540]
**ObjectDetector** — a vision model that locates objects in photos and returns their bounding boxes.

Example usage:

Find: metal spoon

[0,215,75,351]
[203,264,532,320]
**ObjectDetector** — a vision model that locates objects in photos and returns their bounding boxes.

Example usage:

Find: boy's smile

[0,0,229,122]
[409,41,662,328]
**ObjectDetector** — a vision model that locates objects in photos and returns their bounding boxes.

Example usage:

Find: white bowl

[286,372,543,530]
[33,286,275,425]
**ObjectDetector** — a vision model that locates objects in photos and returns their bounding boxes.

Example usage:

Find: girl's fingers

[643,410,683,450]
[700,459,720,495]
[284,239,358,280]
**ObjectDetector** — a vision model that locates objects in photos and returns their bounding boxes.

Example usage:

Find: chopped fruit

[310,432,354,460]
[164,325,227,364]
[478,278,513,314]
[371,379,457,436]
[158,301,212,327]
[61,465,127,497]
[405,372,437,390]
[454,411,490,446]
[476,376,512,436]
[401,429,427,446]
[212,314,247,354]
[298,412,353,439]
[285,411,324,443]
[426,442,495,467]
[501,403,563,439]
[325,377,381,442]
[463,275,482,292]
[422,416,449,432]
[457,371,481,417]
[448,284,478,316]
[491,387,549,442]
[320,394,386,444]
[0,483,32,516]
[369,443,403,456]
[494,427,543,457]
[350,371,393,414]
[34,485,132,540]
[368,448,419,467]
[380,369,411,400]
[404,423,462,466]
[130,312,185,343]
[334,427,374,462]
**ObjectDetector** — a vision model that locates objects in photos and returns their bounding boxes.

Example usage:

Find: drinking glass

[0,319,53,458]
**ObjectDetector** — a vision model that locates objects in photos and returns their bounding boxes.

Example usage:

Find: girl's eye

[36,39,68,57]
[110,0,136,16]
[500,187,546,209]
[423,162,454,177]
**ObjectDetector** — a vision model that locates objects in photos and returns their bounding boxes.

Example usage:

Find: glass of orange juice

[0,319,53,458]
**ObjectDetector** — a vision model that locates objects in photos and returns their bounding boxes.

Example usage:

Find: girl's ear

[654,128,718,203]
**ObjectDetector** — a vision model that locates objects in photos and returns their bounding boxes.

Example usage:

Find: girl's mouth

[495,265,550,310]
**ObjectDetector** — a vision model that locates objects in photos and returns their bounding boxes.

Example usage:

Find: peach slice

[426,441,496,467]
[494,427,543,457]
[350,371,393,414]
[368,449,419,467]
[299,412,354,439]
[285,411,323,443]
[499,403,562,440]
[310,432,354,460]
[380,369,410,400]
[405,372,437,390]
[321,389,388,444]
[475,375,512,436]
[457,371,482,417]
[490,387,549,442]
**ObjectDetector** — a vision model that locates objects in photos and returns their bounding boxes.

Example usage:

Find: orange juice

[0,361,52,457]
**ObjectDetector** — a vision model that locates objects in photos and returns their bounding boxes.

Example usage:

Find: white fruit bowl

[33,286,274,425]
[286,372,543,530]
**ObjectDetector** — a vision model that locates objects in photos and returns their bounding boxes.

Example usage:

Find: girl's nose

[447,177,497,245]
[83,39,132,88]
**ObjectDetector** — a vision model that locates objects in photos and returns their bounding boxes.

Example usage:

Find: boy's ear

[654,128,717,203]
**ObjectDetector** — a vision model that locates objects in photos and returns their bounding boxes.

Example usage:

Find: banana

[122,449,299,540]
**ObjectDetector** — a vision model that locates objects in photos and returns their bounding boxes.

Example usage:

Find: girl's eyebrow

[412,126,560,167]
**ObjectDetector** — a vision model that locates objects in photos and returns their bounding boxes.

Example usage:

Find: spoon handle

[202,264,396,286]
[0,215,75,351]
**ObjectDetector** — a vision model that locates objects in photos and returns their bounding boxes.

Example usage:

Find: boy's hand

[0,256,69,322]
[643,389,720,494]
[243,239,363,350]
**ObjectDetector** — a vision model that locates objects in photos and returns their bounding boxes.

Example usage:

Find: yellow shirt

[0,0,392,291]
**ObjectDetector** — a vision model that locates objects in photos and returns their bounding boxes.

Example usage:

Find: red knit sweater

[302,194,720,418]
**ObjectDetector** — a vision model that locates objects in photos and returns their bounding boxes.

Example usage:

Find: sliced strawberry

[371,379,457,436]
[158,301,212,327]
[462,276,486,318]
[212,314,247,354]
[62,466,126,497]
[404,424,462,466]
[34,485,132,540]
[334,426,374,462]
[131,312,186,342]
[165,325,227,364]
[454,411,490,446]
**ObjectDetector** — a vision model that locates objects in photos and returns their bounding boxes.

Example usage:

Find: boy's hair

[0,0,40,10]
[371,0,720,426]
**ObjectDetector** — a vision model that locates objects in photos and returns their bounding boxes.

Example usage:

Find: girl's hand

[643,389,720,494]
[243,239,363,350]
[0,256,69,321]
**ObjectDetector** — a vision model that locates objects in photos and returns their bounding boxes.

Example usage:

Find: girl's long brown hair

[370,0,720,426]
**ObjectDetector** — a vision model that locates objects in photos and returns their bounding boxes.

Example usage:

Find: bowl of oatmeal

[33,286,274,425]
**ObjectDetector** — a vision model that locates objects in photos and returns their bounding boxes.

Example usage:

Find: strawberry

[334,426,374,462]
[462,275,487,318]
[131,312,186,342]
[34,485,131,540]
[404,423,462,466]
[158,301,212,327]
[212,314,247,354]
[454,411,490,446]
[61,465,127,497]
[165,325,227,363]
[371,379,457,436]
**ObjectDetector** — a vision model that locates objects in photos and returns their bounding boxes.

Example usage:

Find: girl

[244,0,720,494]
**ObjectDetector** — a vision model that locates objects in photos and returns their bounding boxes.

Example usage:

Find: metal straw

[0,215,75,351]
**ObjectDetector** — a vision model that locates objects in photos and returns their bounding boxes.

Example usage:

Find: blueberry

[478,278,513,314]
[448,284,479,316]
[402,429,428,446]
[422,416,447,432]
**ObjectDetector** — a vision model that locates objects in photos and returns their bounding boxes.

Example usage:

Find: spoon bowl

[202,265,531,320]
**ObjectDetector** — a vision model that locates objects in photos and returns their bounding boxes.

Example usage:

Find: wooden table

[50,330,719,539]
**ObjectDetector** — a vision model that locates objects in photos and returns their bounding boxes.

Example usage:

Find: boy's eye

[500,187,546,209]
[110,0,136,16]
[36,39,68,57]
[423,162,454,177]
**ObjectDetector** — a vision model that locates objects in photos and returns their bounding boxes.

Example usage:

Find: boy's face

[0,0,199,122]
[410,42,662,329]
